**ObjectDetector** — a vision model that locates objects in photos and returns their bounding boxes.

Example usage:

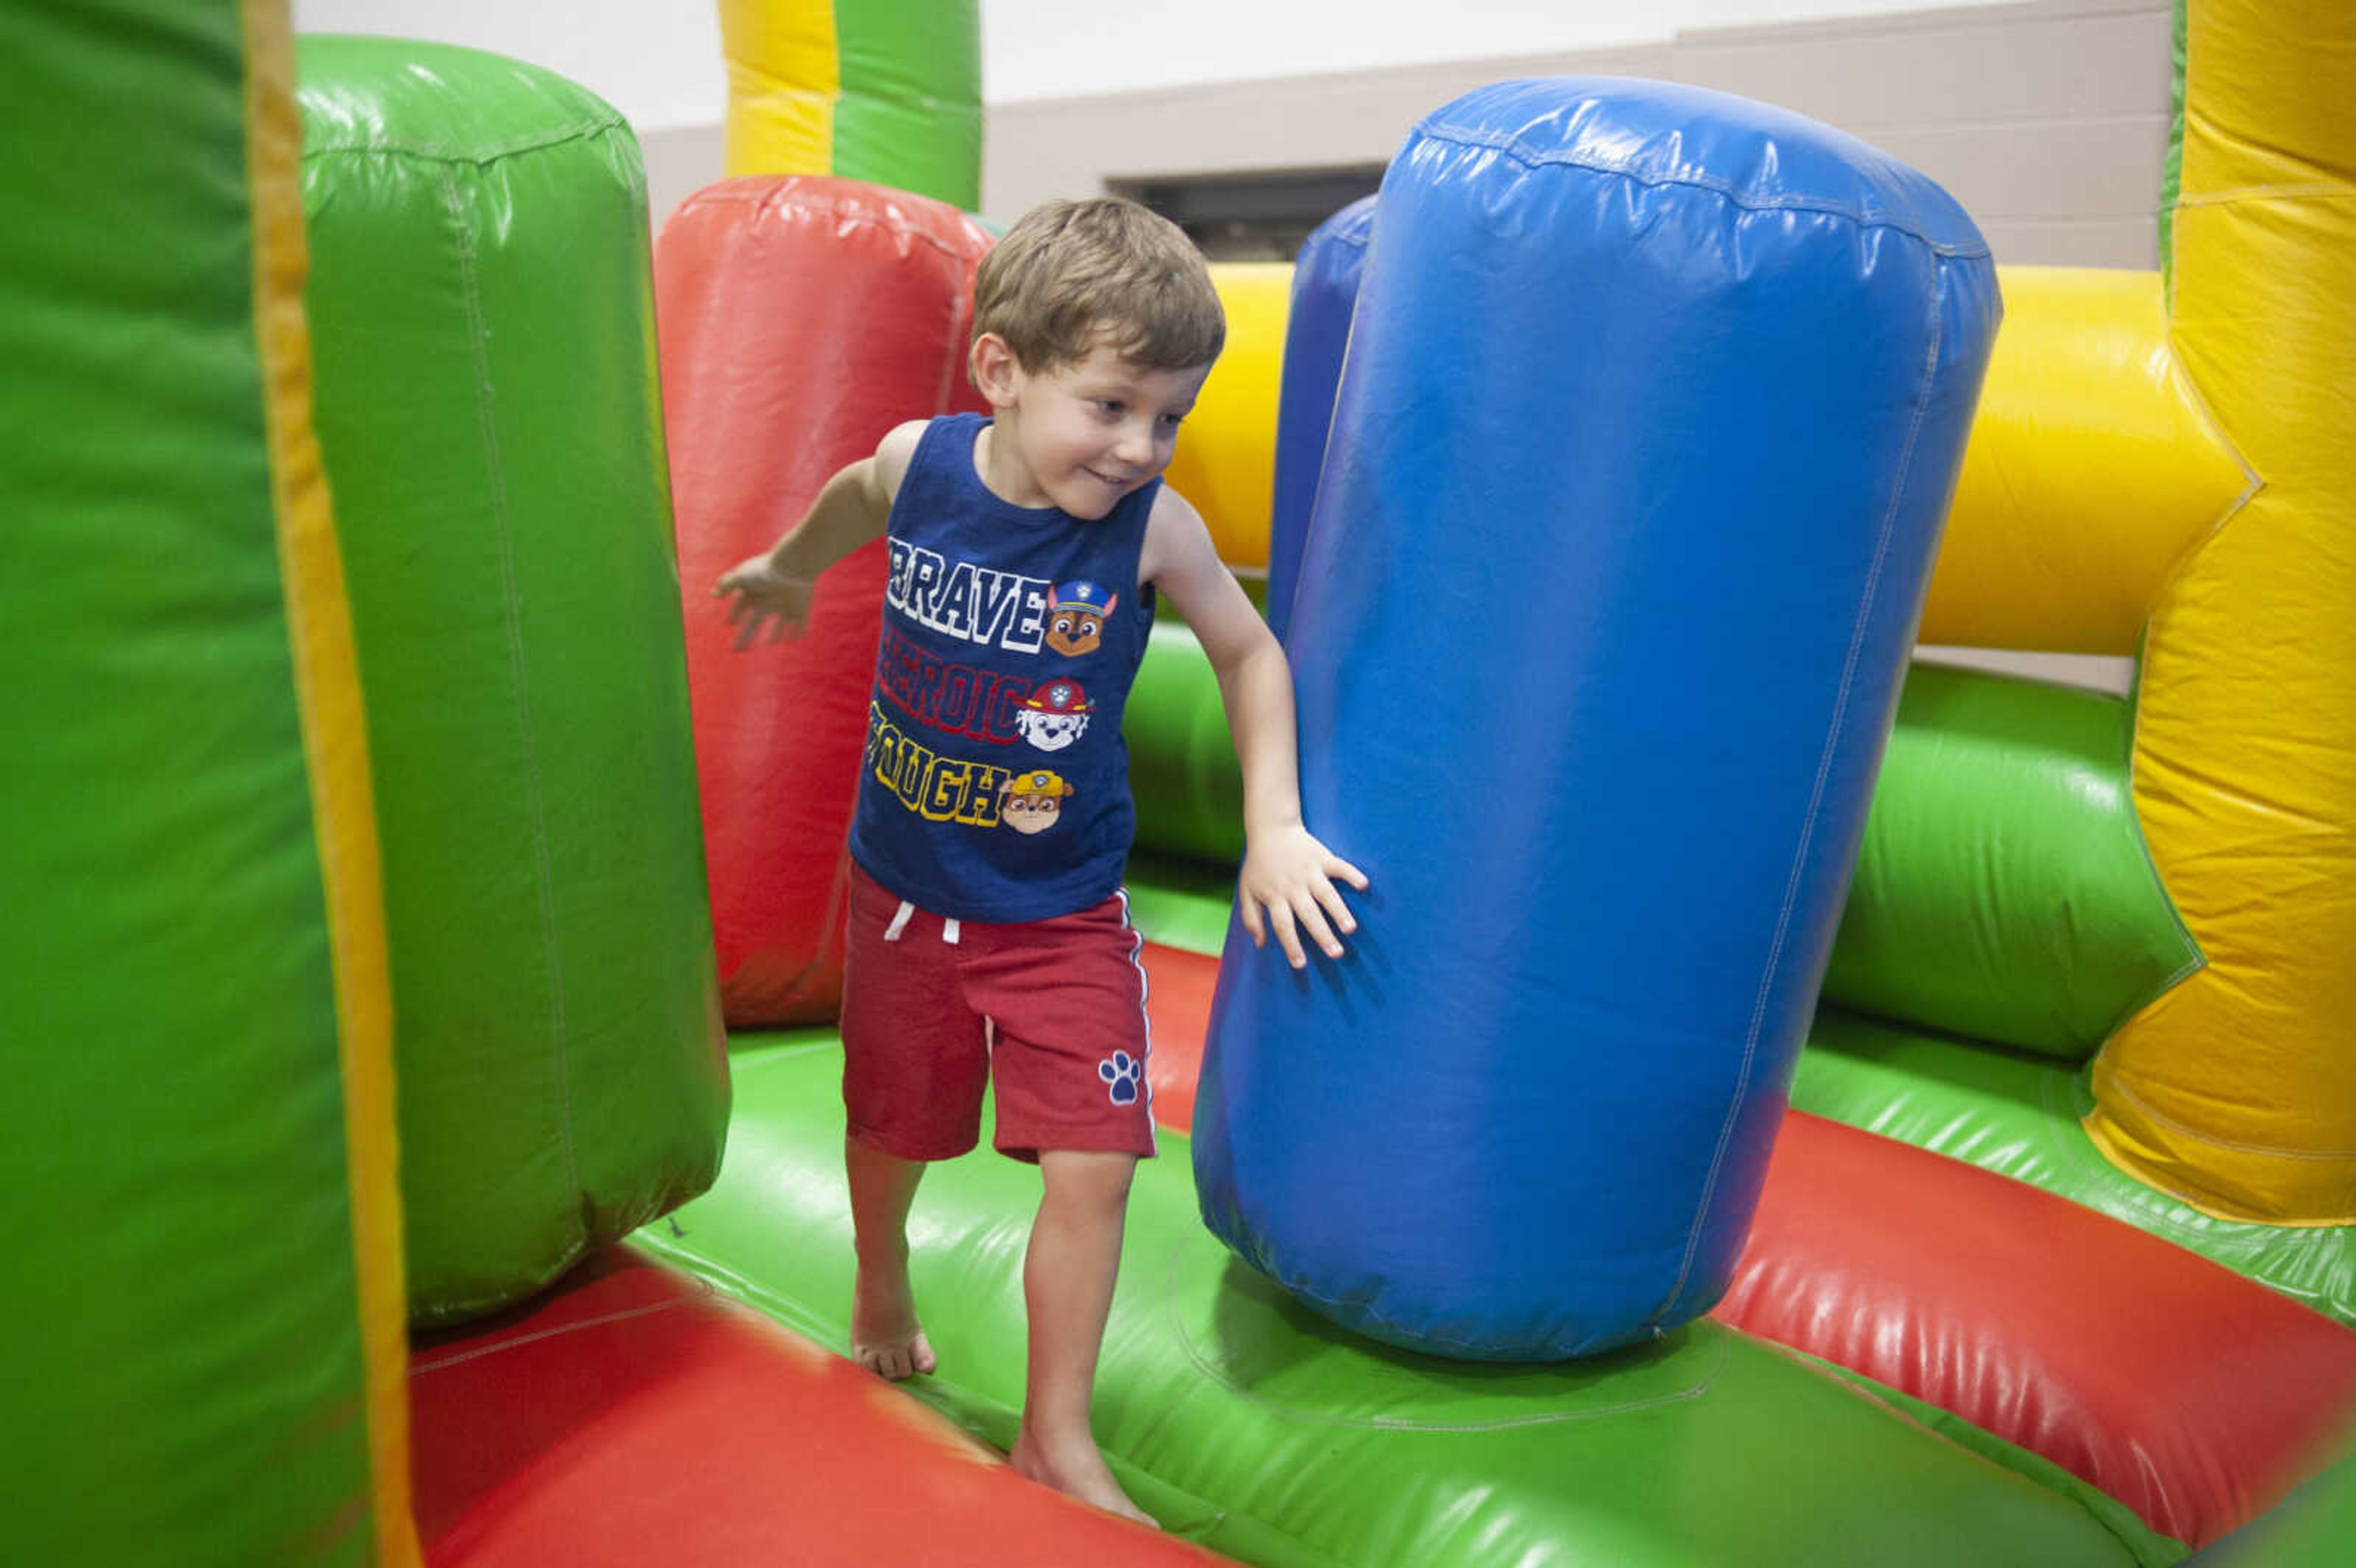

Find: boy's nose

[1113,422,1153,466]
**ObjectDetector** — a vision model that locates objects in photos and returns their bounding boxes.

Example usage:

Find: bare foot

[850,1261,936,1381]
[1010,1426,1158,1528]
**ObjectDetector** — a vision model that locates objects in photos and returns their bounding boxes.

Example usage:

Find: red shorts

[841,865,1157,1163]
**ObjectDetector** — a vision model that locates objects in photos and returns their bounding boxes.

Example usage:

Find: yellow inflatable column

[715,0,980,208]
[1163,262,1292,574]
[2087,0,2356,1223]
[1914,267,2244,656]
[716,0,835,175]
[247,3,416,1545]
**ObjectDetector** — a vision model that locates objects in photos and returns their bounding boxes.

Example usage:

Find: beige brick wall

[984,0,2173,270]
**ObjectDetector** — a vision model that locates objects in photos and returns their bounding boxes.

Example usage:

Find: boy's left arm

[1142,488,1368,969]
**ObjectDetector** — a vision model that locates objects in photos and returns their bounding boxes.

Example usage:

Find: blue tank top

[847,413,1158,923]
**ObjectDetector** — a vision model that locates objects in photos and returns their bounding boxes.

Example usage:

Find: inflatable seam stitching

[244,6,419,1559]
[1412,118,1987,257]
[933,247,972,411]
[672,183,986,271]
[1648,258,1950,1334]
[2176,181,2352,207]
[410,1235,590,1325]
[436,158,586,1217]
[303,115,628,169]
[2101,1071,2356,1163]
[2036,1070,2335,1255]
[1164,1239,1734,1407]
[2103,353,2257,1033]
[410,1279,714,1374]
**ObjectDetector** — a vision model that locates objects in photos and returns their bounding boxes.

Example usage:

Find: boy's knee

[1041,1149,1138,1211]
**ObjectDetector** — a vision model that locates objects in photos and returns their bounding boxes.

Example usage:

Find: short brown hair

[972,197,1225,373]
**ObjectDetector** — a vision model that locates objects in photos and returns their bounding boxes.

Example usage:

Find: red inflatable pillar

[658,177,991,1023]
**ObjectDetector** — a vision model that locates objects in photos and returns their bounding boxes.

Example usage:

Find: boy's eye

[1158,413,1185,430]
[1096,399,1125,416]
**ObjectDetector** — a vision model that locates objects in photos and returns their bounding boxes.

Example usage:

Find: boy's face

[977,336,1212,521]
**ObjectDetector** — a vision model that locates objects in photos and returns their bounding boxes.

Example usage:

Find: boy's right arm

[714,420,924,648]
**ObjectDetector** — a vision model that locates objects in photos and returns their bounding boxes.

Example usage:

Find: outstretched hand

[1238,823,1369,970]
[713,555,814,648]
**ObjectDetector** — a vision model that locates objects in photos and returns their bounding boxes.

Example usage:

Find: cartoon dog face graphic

[1014,678,1094,753]
[999,769,1074,835]
[1044,580,1117,657]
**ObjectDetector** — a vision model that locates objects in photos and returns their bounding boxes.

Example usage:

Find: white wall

[293,1,2026,123]
[291,0,723,130]
[984,0,2015,102]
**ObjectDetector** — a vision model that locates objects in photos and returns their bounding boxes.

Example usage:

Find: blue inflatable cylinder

[1194,79,1999,1360]
[1268,194,1376,644]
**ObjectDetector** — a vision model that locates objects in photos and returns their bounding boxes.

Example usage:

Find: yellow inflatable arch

[1928,1,2352,1226]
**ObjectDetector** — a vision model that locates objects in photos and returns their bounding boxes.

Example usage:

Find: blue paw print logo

[1098,1050,1142,1106]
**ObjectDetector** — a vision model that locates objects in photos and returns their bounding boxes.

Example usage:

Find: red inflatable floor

[409,1247,1225,1566]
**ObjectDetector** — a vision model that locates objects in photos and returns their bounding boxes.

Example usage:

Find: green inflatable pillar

[298,37,729,1324]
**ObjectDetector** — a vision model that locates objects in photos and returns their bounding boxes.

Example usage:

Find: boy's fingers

[1270,904,1307,969]
[1325,855,1370,891]
[1310,877,1356,936]
[1239,893,1265,947]
[1290,891,1342,959]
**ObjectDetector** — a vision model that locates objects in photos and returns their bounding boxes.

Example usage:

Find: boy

[714,196,1365,1524]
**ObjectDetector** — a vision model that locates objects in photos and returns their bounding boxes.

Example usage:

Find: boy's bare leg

[845,1137,936,1379]
[1009,1149,1155,1526]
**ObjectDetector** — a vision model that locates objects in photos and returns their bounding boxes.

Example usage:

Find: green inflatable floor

[640,1037,2147,1568]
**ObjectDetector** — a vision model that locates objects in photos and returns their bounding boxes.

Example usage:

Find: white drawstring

[883,900,960,945]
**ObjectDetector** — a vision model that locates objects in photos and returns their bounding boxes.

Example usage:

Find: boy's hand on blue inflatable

[1239,824,1368,969]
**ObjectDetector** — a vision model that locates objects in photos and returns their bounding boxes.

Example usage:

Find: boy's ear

[969,332,1021,408]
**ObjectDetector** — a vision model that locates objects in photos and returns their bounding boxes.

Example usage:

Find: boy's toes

[853,1332,935,1382]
